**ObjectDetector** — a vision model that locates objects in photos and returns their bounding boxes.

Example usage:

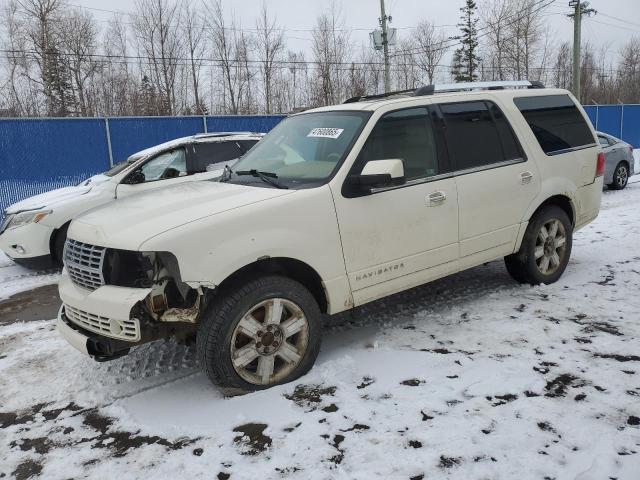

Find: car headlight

[5,210,52,230]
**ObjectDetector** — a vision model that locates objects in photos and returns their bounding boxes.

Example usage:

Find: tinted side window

[488,102,523,161]
[440,101,505,170]
[192,141,243,173]
[514,95,595,155]
[358,107,439,181]
[238,140,259,153]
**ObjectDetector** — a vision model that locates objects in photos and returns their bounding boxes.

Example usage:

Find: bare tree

[182,0,206,113]
[132,0,184,115]
[311,4,350,105]
[204,0,253,114]
[480,0,514,80]
[59,8,98,115]
[413,20,448,84]
[255,2,284,113]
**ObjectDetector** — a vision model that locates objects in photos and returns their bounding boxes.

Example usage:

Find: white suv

[57,82,603,393]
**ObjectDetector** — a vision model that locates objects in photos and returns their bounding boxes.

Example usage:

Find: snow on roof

[127,132,264,160]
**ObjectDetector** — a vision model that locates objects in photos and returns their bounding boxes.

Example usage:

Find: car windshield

[225,111,370,188]
[104,154,142,177]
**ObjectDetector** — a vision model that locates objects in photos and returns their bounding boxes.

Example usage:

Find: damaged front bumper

[57,271,199,361]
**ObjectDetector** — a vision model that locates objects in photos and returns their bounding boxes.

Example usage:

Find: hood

[69,181,295,249]
[6,184,94,214]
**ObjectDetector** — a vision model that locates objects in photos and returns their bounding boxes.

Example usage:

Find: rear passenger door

[440,100,540,267]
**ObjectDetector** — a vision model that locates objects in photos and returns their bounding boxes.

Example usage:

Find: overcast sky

[71,0,639,61]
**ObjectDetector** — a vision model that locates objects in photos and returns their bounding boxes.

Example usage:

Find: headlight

[6,210,52,230]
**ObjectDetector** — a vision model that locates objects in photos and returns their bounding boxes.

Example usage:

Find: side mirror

[124,170,145,185]
[346,159,405,195]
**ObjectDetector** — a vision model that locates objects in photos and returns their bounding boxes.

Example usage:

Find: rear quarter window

[514,94,596,155]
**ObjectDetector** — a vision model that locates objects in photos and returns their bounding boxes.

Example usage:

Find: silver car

[597,131,635,190]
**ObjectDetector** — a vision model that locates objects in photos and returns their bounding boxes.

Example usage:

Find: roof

[128,132,264,160]
[300,82,575,115]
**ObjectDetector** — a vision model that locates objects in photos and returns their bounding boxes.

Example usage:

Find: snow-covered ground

[2,181,640,480]
[0,251,59,301]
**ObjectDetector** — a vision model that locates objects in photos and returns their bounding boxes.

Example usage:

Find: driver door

[116,147,192,198]
[332,106,460,306]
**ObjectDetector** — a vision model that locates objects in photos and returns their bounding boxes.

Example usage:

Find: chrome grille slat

[64,239,106,291]
[64,305,140,341]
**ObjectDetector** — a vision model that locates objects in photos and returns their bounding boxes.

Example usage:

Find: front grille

[64,239,106,291]
[64,304,141,341]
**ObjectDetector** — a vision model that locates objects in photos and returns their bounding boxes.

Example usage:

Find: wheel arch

[532,195,575,227]
[213,257,328,314]
[49,221,71,263]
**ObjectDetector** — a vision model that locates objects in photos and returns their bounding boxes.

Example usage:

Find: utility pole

[379,0,391,93]
[569,0,596,101]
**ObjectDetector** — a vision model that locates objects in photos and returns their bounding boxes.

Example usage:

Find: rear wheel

[197,275,322,395]
[609,162,629,190]
[505,206,572,285]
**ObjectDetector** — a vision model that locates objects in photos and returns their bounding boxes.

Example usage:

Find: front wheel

[197,275,322,394]
[505,206,573,285]
[609,162,629,190]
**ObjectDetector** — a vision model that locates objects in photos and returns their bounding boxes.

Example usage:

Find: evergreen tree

[43,47,76,116]
[451,0,480,82]
[140,75,157,116]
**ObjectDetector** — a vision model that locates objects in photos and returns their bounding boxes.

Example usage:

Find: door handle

[427,191,446,206]
[520,171,533,184]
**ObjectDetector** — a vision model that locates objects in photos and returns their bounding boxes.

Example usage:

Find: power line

[390,0,557,58]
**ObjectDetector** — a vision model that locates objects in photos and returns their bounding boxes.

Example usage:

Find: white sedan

[0,132,262,269]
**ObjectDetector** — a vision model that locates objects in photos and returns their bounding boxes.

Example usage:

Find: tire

[197,275,322,395]
[609,162,629,190]
[504,205,573,285]
[52,223,69,266]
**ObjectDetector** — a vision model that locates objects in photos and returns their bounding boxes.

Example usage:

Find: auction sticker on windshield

[307,128,344,139]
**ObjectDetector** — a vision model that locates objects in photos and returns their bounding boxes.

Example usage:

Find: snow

[0,250,59,300]
[2,181,640,479]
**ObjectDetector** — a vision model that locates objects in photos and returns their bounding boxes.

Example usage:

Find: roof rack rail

[343,80,545,103]
[343,88,416,104]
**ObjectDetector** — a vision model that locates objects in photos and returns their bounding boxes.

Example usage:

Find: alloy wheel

[534,219,567,276]
[616,165,628,188]
[230,298,309,385]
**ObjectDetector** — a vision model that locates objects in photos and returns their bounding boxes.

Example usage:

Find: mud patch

[491,394,518,406]
[439,455,461,468]
[285,384,336,410]
[401,378,425,386]
[356,376,374,389]
[12,459,43,480]
[595,353,640,362]
[81,410,195,457]
[545,374,588,398]
[233,423,272,455]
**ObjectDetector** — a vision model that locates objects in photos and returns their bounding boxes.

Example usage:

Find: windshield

[226,111,370,188]
[104,154,142,177]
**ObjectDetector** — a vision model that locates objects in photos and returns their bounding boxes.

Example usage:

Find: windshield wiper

[235,169,288,189]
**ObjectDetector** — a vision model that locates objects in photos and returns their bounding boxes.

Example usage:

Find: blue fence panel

[621,105,640,148]
[206,115,284,134]
[0,118,109,219]
[595,106,624,139]
[108,116,205,165]
[583,106,597,126]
